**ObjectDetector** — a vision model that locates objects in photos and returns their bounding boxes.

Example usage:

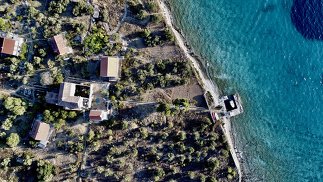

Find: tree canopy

[6,133,20,148]
[36,160,56,181]
[3,97,27,116]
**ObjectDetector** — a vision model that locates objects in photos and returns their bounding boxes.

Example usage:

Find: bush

[0,18,10,31]
[164,28,175,42]
[48,0,69,14]
[150,167,165,180]
[151,14,162,24]
[72,1,94,16]
[177,131,186,141]
[156,102,171,116]
[0,158,11,168]
[1,117,13,131]
[146,1,159,13]
[83,27,109,56]
[206,157,220,171]
[6,133,20,148]
[36,160,57,181]
[188,171,196,180]
[173,98,190,109]
[139,128,149,139]
[87,129,95,141]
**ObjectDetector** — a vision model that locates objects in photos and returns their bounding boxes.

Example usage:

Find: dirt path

[105,0,128,35]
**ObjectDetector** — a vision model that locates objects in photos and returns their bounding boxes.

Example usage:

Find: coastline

[157,0,243,181]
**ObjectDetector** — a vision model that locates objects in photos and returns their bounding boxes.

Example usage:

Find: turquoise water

[168,0,323,181]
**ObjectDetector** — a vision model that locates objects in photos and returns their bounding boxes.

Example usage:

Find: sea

[168,0,323,181]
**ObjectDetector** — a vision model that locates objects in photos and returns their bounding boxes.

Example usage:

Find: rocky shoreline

[157,0,243,181]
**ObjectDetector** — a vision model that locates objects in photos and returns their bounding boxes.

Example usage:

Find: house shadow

[291,0,323,40]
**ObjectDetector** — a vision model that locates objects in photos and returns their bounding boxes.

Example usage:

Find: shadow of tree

[291,0,323,40]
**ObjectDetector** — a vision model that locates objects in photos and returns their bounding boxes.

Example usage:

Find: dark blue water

[168,0,323,181]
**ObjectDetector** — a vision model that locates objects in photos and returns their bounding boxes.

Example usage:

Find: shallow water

[168,0,323,181]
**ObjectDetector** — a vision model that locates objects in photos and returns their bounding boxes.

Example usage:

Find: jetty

[208,93,244,182]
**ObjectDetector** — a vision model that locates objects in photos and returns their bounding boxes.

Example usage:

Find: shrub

[83,27,109,55]
[0,18,10,31]
[208,176,218,182]
[87,129,95,141]
[22,153,33,166]
[48,0,69,14]
[1,117,13,131]
[164,28,175,42]
[146,1,159,13]
[199,174,207,182]
[173,98,190,109]
[188,171,196,180]
[156,102,171,116]
[121,121,129,130]
[0,158,11,168]
[19,43,28,60]
[151,14,162,24]
[72,1,94,16]
[36,160,57,181]
[150,167,165,180]
[206,157,220,171]
[177,131,186,141]
[6,133,20,148]
[139,128,149,139]
[227,174,233,180]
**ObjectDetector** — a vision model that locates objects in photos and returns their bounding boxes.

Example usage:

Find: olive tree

[3,97,27,116]
[6,133,20,148]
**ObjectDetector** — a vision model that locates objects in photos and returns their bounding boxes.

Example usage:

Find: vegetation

[6,133,20,148]
[81,108,237,181]
[0,0,237,181]
[43,109,78,130]
[0,17,10,31]
[48,0,70,14]
[128,0,146,20]
[72,1,94,16]
[84,27,109,56]
[3,97,27,116]
[142,29,175,47]
[110,58,192,100]
[36,160,57,181]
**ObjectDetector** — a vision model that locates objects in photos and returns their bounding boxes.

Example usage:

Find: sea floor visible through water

[168,0,323,181]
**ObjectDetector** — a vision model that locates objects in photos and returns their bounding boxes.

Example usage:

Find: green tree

[146,1,159,13]
[206,157,220,171]
[164,28,175,42]
[3,97,27,116]
[0,18,9,31]
[36,160,56,181]
[1,117,13,131]
[68,111,77,119]
[6,133,20,148]
[0,158,11,168]
[87,129,95,142]
[25,62,35,75]
[173,98,190,109]
[48,0,69,14]
[156,102,171,116]
[38,49,47,57]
